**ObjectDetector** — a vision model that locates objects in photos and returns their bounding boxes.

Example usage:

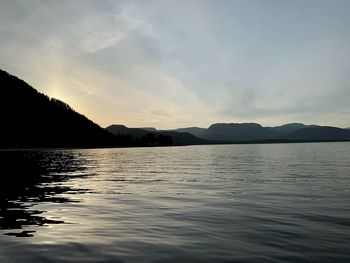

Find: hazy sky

[1,0,349,129]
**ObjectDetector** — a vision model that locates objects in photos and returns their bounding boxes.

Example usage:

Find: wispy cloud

[77,4,156,53]
[0,0,349,128]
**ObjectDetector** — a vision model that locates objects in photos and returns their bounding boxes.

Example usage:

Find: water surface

[0,143,349,262]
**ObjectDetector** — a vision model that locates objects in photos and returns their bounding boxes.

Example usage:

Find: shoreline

[0,139,348,151]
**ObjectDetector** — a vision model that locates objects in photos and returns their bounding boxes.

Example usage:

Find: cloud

[0,0,349,128]
[76,4,156,53]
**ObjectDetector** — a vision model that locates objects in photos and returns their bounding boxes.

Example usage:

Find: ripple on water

[0,143,350,262]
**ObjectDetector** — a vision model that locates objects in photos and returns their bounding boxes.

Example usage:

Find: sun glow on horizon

[1,0,349,129]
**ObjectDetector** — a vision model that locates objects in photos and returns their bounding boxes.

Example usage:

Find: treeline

[0,69,177,149]
[113,133,173,147]
[0,69,115,148]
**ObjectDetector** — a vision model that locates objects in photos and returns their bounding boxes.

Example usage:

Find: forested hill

[0,69,116,148]
[2,68,348,149]
[174,123,350,142]
[106,125,207,146]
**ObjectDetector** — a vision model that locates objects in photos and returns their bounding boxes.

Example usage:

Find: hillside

[172,123,350,142]
[2,69,348,148]
[106,125,149,138]
[0,69,117,148]
[287,126,350,141]
[271,123,307,134]
[174,127,207,138]
[0,69,206,148]
[106,125,207,146]
[204,123,280,141]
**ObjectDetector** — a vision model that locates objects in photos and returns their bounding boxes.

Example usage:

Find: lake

[0,142,349,262]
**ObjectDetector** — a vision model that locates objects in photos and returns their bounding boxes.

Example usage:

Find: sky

[0,0,349,129]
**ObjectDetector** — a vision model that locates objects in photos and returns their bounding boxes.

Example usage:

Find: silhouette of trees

[0,69,176,148]
[0,69,116,148]
[50,98,73,111]
[156,134,173,146]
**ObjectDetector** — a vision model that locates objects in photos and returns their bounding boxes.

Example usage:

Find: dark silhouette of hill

[174,127,207,138]
[287,126,350,141]
[204,123,280,141]
[271,123,307,134]
[141,127,158,132]
[106,125,150,138]
[0,69,202,148]
[171,123,350,143]
[2,68,348,147]
[157,131,208,145]
[0,69,118,148]
[106,124,207,146]
[106,125,173,146]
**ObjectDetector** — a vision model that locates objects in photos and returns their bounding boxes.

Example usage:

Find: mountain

[106,125,207,146]
[271,123,306,134]
[287,126,350,141]
[140,127,158,132]
[105,125,173,146]
[106,125,149,138]
[205,123,280,141]
[0,69,117,148]
[2,69,348,148]
[172,123,350,143]
[174,127,207,138]
[155,131,208,145]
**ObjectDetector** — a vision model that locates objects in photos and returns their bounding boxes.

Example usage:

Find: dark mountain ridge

[171,123,350,142]
[106,125,150,138]
[0,69,117,148]
[205,123,280,141]
[174,127,207,138]
[270,123,307,134]
[1,68,348,148]
[0,68,205,148]
[106,125,207,146]
[287,126,350,141]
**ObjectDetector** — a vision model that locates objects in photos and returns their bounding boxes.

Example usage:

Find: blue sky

[0,0,349,128]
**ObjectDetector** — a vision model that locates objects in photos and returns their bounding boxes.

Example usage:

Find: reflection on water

[0,143,350,262]
[0,151,91,237]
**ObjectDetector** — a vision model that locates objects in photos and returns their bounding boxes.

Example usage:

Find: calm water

[0,143,349,262]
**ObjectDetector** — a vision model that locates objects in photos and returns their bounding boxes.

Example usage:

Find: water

[0,142,349,262]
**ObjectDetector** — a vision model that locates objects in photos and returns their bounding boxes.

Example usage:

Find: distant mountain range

[107,122,350,144]
[0,69,178,148]
[1,68,349,149]
[106,125,207,146]
[170,123,350,142]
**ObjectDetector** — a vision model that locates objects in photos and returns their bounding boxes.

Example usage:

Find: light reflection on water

[0,143,350,262]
